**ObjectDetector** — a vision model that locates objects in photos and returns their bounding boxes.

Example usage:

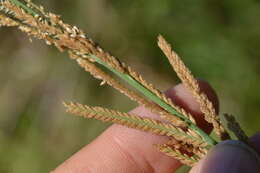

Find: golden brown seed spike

[0,9,48,41]
[12,0,125,73]
[63,102,196,139]
[2,0,126,74]
[0,2,50,40]
[155,144,198,167]
[2,2,39,27]
[224,114,249,144]
[158,35,229,140]
[65,101,205,146]
[74,56,186,127]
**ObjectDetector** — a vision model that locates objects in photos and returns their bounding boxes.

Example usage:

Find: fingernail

[192,140,260,173]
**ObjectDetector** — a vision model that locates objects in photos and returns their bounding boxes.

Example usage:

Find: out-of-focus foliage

[0,0,259,172]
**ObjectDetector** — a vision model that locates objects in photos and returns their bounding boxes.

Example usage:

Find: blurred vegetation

[0,0,260,172]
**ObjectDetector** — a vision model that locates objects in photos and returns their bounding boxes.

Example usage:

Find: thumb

[190,140,260,173]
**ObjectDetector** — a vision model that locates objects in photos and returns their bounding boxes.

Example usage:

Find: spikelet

[224,114,249,144]
[155,144,199,167]
[158,35,229,140]
[64,102,201,142]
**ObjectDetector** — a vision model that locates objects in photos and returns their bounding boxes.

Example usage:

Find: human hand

[52,81,260,173]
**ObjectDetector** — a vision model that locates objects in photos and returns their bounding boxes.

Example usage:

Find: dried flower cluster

[158,36,230,140]
[0,0,249,167]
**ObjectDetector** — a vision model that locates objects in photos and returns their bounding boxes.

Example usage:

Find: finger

[250,132,260,155]
[190,133,260,173]
[52,81,219,173]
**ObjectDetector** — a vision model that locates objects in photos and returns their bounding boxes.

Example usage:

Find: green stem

[89,55,217,146]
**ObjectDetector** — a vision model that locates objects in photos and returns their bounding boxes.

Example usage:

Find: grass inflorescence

[0,0,252,167]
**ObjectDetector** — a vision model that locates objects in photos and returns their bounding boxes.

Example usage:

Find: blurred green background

[0,0,260,172]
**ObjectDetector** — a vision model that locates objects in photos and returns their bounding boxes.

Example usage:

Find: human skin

[52,81,260,173]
